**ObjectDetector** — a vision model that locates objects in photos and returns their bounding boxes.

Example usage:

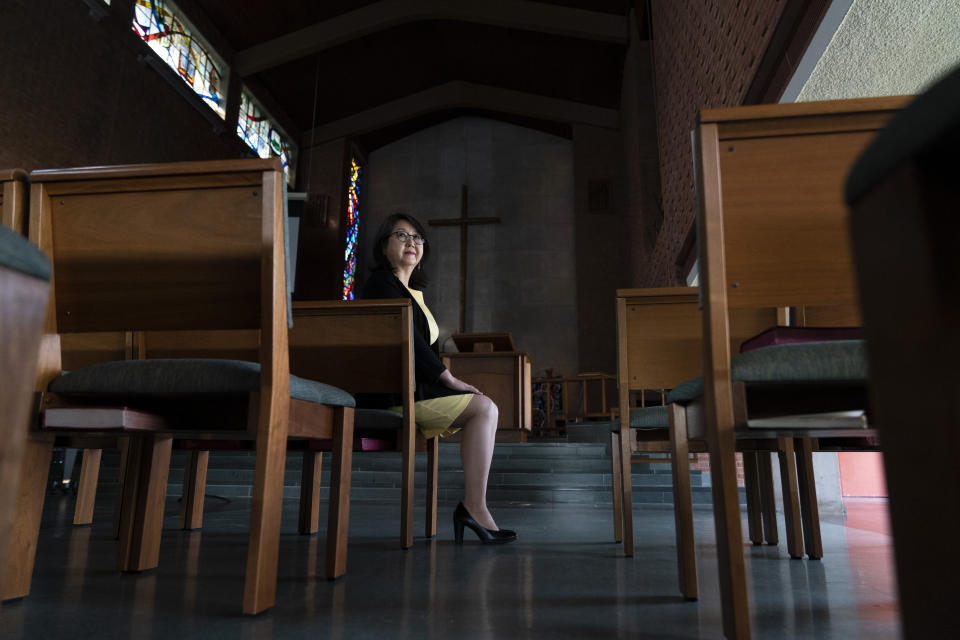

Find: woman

[362,212,516,545]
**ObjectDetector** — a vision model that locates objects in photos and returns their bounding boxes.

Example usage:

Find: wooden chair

[290,300,440,546]
[612,287,810,601]
[691,96,906,638]
[7,158,355,615]
[3,172,130,533]
[0,170,122,534]
[846,65,960,639]
[163,299,440,548]
[0,172,51,601]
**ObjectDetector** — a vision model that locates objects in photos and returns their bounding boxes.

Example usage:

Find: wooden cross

[428,184,500,333]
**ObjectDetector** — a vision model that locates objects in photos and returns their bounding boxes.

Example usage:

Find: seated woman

[362,213,516,545]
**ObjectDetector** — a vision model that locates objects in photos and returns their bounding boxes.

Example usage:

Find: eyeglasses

[390,230,426,245]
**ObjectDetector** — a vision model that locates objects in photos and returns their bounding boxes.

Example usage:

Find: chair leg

[776,437,804,560]
[400,428,415,550]
[795,438,823,560]
[73,448,102,526]
[610,431,623,543]
[618,425,635,557]
[757,451,779,545]
[668,405,698,601]
[112,437,130,540]
[742,451,763,545]
[706,414,751,640]
[180,450,209,531]
[242,400,290,615]
[298,450,322,535]
[3,433,54,601]
[117,435,172,573]
[325,407,354,579]
[425,436,438,539]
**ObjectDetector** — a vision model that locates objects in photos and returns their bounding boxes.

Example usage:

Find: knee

[478,394,499,423]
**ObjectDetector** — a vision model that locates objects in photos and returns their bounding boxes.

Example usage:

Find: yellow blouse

[405,286,439,345]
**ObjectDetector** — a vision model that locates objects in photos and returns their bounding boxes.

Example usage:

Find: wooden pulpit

[442,333,531,442]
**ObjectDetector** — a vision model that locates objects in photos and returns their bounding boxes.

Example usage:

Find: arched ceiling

[192,0,640,149]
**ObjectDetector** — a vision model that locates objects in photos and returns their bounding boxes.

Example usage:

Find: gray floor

[0,495,899,639]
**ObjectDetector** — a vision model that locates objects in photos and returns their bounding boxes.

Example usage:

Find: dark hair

[371,212,431,289]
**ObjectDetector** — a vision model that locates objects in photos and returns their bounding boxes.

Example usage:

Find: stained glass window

[342,158,363,300]
[237,90,296,185]
[132,0,226,119]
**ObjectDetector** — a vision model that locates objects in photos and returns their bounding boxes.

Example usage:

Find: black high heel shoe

[453,502,517,545]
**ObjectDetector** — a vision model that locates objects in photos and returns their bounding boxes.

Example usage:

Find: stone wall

[362,117,579,376]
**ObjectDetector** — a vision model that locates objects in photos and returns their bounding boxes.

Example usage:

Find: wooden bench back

[617,287,776,393]
[698,97,907,313]
[29,159,283,334]
[0,169,28,232]
[59,302,414,397]
[696,97,907,392]
[289,300,413,396]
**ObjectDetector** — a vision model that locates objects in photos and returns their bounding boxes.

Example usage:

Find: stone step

[86,442,710,506]
[93,480,717,505]
[164,467,702,490]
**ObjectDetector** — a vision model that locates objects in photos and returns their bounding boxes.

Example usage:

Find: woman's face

[384,219,423,272]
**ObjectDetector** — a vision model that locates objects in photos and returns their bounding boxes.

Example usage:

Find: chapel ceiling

[191,0,644,150]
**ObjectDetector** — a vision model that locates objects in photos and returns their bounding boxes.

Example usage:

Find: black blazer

[361,269,467,404]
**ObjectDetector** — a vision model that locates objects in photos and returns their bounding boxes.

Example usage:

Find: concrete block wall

[362,116,580,377]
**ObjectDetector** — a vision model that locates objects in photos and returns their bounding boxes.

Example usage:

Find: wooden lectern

[442,333,531,442]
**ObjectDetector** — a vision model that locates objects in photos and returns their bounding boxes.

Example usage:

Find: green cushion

[621,405,669,429]
[0,224,51,281]
[666,340,867,404]
[846,65,960,204]
[48,359,355,408]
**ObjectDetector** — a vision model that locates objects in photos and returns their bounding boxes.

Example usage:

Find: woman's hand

[439,369,483,395]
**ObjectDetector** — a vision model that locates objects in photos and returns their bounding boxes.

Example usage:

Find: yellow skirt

[390,393,473,439]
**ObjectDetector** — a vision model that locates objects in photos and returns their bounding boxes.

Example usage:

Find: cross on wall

[428,184,500,333]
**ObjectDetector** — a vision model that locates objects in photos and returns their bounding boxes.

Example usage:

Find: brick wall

[0,0,251,173]
[621,2,791,480]
[639,0,788,286]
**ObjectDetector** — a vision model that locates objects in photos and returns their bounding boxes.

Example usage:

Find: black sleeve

[362,270,447,384]
[361,269,404,299]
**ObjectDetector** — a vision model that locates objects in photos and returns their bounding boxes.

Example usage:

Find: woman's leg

[456,394,500,530]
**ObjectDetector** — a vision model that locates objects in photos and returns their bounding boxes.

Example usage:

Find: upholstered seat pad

[610,405,669,430]
[666,340,867,404]
[0,224,51,281]
[48,359,355,408]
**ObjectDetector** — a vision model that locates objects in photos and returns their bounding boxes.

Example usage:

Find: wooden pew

[846,66,960,638]
[0,171,51,603]
[0,168,28,231]
[694,96,906,638]
[612,287,809,600]
[153,300,437,549]
[289,299,439,546]
[13,158,354,614]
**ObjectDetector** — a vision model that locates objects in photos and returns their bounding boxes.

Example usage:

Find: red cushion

[740,326,863,353]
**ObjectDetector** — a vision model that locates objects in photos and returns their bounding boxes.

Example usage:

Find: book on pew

[746,410,867,430]
[43,407,167,432]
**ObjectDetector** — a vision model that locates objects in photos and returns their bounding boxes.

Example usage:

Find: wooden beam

[305,81,619,145]
[235,0,627,76]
